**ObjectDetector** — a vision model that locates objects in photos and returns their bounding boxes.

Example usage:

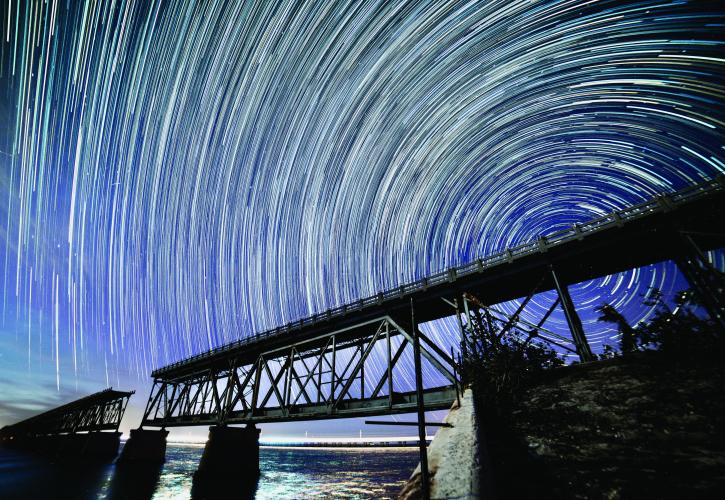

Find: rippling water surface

[0,443,418,499]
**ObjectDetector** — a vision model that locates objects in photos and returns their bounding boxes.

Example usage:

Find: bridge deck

[152,177,725,382]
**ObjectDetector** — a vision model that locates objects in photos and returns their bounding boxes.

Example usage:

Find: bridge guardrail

[152,176,723,377]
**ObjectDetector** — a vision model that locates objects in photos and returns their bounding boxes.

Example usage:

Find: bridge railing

[152,176,723,377]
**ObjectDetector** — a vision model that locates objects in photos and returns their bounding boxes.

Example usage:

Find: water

[0,443,418,499]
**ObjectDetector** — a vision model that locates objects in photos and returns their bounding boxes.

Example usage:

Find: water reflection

[191,470,258,500]
[108,462,163,499]
[0,444,418,499]
[0,449,111,500]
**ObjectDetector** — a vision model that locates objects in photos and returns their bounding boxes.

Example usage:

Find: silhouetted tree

[637,288,722,358]
[596,304,637,353]
[597,288,723,358]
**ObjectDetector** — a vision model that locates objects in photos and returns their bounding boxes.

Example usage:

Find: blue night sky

[0,0,723,439]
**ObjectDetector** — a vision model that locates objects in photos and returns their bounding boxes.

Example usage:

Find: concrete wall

[399,389,481,499]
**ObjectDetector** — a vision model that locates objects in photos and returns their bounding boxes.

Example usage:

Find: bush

[461,308,562,414]
[597,288,723,358]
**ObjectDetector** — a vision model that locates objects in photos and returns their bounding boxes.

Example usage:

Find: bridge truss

[141,314,459,427]
[0,388,134,440]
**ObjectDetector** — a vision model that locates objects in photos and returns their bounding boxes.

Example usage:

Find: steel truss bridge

[141,177,725,429]
[0,388,134,440]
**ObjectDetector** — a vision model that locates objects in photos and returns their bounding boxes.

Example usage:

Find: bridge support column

[196,424,260,475]
[192,424,260,496]
[2,432,121,460]
[411,298,431,500]
[59,432,121,459]
[81,431,122,458]
[550,266,594,362]
[118,428,168,463]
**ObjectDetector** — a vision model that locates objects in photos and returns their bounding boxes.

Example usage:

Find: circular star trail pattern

[0,0,724,386]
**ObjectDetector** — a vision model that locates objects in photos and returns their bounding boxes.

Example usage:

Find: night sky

[0,0,723,438]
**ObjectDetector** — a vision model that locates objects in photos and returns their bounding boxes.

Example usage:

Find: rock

[477,351,725,498]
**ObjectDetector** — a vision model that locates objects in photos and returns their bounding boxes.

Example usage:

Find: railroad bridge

[123,177,724,488]
[0,388,134,459]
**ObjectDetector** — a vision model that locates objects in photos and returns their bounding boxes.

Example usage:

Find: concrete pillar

[1,432,120,460]
[117,428,169,463]
[51,432,121,459]
[197,424,260,474]
[59,434,87,455]
[81,432,122,459]
[192,424,260,497]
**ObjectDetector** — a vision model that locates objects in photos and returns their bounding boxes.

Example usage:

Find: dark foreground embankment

[480,350,725,499]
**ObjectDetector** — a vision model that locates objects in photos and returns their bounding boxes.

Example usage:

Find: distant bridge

[140,177,724,430]
[0,388,134,458]
[0,388,133,439]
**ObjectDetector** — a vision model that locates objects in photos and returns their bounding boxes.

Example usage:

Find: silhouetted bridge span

[0,388,134,459]
[125,177,724,488]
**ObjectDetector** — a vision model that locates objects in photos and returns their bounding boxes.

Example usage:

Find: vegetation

[461,287,722,408]
[460,307,562,414]
[597,288,723,359]
[596,304,637,354]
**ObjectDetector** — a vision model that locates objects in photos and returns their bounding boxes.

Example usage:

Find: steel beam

[675,232,725,329]
[551,265,594,362]
[411,298,431,500]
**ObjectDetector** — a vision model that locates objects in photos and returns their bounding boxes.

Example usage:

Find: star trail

[0,0,723,402]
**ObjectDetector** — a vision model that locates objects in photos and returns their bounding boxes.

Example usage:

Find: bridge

[123,177,724,491]
[0,388,134,459]
[141,313,458,428]
[140,177,724,426]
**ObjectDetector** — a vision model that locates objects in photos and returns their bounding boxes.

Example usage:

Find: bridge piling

[80,431,123,458]
[117,428,169,463]
[55,431,123,459]
[410,298,431,500]
[192,424,260,495]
